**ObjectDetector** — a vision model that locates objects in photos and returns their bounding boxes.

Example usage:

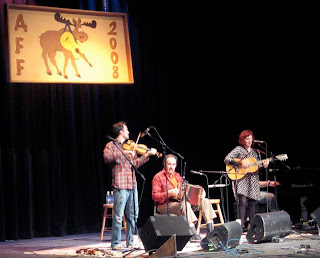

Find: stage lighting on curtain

[6,4,133,84]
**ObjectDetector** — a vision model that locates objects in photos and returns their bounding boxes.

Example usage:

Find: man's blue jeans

[111,188,138,247]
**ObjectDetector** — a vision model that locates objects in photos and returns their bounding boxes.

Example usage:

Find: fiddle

[122,140,163,158]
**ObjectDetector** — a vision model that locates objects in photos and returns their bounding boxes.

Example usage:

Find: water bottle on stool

[106,191,110,204]
[110,191,114,204]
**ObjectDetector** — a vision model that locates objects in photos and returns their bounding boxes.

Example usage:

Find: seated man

[257,180,280,212]
[152,154,216,241]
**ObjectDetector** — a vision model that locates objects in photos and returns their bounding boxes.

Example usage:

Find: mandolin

[226,154,288,180]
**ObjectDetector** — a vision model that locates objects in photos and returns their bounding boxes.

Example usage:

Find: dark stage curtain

[0,0,165,241]
[1,0,319,242]
[1,0,198,242]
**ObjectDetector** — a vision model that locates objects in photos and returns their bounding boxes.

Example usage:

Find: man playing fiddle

[103,121,157,250]
[152,154,216,242]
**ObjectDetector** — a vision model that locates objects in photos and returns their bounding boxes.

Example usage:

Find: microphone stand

[200,169,245,224]
[255,146,270,213]
[226,163,241,224]
[222,174,230,222]
[200,170,233,223]
[272,170,279,211]
[255,142,288,213]
[207,173,230,223]
[265,142,269,213]
[195,171,210,199]
[182,162,188,220]
[165,175,170,216]
[255,142,291,170]
[204,174,209,199]
[143,126,185,175]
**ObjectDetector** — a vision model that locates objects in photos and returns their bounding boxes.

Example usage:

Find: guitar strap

[63,24,77,43]
[253,148,263,159]
[239,146,250,160]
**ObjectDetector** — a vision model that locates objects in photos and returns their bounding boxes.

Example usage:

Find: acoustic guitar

[226,154,288,181]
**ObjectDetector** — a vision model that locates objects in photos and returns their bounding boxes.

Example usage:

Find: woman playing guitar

[224,130,269,231]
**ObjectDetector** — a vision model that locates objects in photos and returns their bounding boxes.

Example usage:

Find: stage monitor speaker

[246,211,292,244]
[200,221,242,251]
[139,216,192,252]
[311,206,320,225]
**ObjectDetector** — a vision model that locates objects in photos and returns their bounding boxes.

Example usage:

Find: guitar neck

[254,157,275,166]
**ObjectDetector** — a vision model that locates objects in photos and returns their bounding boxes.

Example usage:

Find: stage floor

[0,227,320,257]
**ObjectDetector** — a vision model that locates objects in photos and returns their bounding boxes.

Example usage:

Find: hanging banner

[7,4,134,84]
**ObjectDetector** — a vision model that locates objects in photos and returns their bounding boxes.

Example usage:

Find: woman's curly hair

[238,130,254,146]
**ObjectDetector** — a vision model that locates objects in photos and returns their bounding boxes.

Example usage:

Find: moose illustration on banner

[39,13,96,79]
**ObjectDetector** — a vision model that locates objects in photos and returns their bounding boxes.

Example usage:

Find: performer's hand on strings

[262,159,269,168]
[241,160,250,169]
[145,148,157,158]
[168,188,179,199]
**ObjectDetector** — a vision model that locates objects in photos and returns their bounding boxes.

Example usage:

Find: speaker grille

[201,221,242,251]
[246,211,292,244]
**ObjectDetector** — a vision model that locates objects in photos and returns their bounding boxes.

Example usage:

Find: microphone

[269,169,279,172]
[254,148,266,155]
[106,135,117,142]
[190,170,205,176]
[253,140,265,143]
[141,127,151,138]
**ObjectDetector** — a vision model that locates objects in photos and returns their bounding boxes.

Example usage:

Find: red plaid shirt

[103,141,149,189]
[152,169,183,207]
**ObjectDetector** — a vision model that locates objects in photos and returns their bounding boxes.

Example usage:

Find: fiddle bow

[131,132,141,157]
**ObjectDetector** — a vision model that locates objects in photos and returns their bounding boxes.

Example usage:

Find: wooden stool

[100,203,127,241]
[197,199,225,234]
